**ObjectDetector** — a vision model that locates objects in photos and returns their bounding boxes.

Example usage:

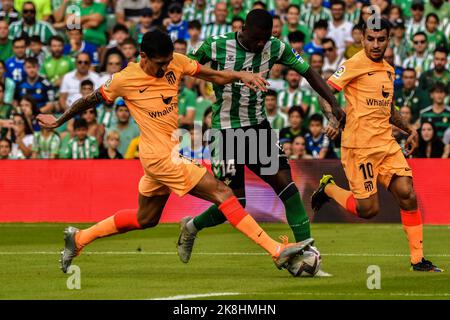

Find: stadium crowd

[0,0,449,161]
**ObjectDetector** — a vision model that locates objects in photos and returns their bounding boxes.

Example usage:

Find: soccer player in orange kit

[37,29,313,275]
[311,18,442,272]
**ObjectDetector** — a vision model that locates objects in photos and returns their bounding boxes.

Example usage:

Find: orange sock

[400,209,424,264]
[325,184,358,216]
[218,196,281,257]
[76,209,140,249]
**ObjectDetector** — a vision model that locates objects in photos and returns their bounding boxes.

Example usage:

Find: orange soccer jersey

[327,50,395,149]
[100,53,206,197]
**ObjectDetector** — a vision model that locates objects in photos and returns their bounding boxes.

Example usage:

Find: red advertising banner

[0,159,449,224]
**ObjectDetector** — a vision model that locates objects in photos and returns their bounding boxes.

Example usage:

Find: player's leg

[189,170,313,267]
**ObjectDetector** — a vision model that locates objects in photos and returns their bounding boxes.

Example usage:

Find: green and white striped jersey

[301,7,332,30]
[8,20,57,44]
[32,132,61,159]
[277,88,306,112]
[201,23,232,41]
[344,8,360,24]
[183,3,215,25]
[63,136,99,159]
[405,19,425,41]
[403,53,434,77]
[244,0,278,12]
[189,32,310,129]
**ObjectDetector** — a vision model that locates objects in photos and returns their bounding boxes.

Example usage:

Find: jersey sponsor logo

[161,94,173,105]
[165,71,177,85]
[364,181,374,192]
[226,55,235,62]
[139,87,149,93]
[381,85,390,99]
[333,66,345,78]
[366,98,390,107]
[148,104,176,118]
[291,48,305,63]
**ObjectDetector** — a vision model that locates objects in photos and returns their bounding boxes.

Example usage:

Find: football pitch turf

[0,223,449,300]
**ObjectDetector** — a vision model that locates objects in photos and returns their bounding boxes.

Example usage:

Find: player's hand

[239,71,269,92]
[324,117,341,140]
[37,114,59,129]
[404,130,418,156]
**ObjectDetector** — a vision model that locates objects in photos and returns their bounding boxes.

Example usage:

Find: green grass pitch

[0,223,449,300]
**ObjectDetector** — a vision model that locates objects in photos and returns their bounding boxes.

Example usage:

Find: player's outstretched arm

[389,103,418,156]
[37,89,105,129]
[195,64,268,92]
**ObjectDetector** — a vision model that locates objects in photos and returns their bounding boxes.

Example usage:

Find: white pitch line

[0,251,450,257]
[150,292,241,300]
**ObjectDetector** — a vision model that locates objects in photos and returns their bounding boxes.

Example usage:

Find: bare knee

[395,185,417,210]
[357,204,379,219]
[212,181,234,205]
[137,210,161,228]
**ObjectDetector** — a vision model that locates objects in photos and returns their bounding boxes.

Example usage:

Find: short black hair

[24,57,39,66]
[288,105,304,118]
[322,38,336,47]
[0,137,12,149]
[352,22,363,32]
[265,89,277,98]
[313,19,328,30]
[330,0,346,9]
[245,9,273,32]
[287,4,300,13]
[49,35,65,46]
[29,35,41,43]
[74,118,88,130]
[425,12,439,24]
[403,68,417,75]
[362,17,391,35]
[174,39,187,47]
[80,79,94,88]
[188,20,202,30]
[413,31,427,41]
[272,15,282,22]
[231,16,245,25]
[434,46,449,56]
[12,36,27,45]
[121,37,137,47]
[288,31,305,43]
[140,29,174,58]
[113,23,129,34]
[309,113,324,125]
[430,81,447,94]
[253,1,267,10]
[310,52,324,61]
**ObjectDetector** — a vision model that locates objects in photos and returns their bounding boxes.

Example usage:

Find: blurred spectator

[282,141,292,158]
[393,105,415,156]
[279,106,306,144]
[32,126,60,159]
[130,7,154,46]
[17,95,41,132]
[424,0,450,25]
[265,90,287,131]
[15,57,55,110]
[271,15,282,39]
[357,3,372,25]
[150,0,168,27]
[0,60,16,105]
[174,39,188,55]
[187,20,202,54]
[7,113,34,159]
[290,135,313,159]
[322,38,345,72]
[406,0,426,41]
[344,23,363,59]
[115,0,152,28]
[100,53,124,84]
[201,2,231,40]
[419,47,450,93]
[304,113,336,159]
[62,118,99,159]
[178,78,197,126]
[99,130,123,159]
[107,104,140,156]
[282,5,310,44]
[0,0,19,24]
[29,35,48,66]
[288,31,306,60]
[383,46,403,91]
[414,121,445,158]
[9,1,56,44]
[124,135,140,159]
[0,82,13,137]
[202,106,213,134]
[304,20,328,56]
[64,28,100,67]
[388,5,403,24]
[81,107,105,147]
[231,16,244,33]
[167,3,189,42]
[179,124,209,160]
[301,0,331,30]
[395,68,431,122]
[100,24,129,70]
[327,0,353,56]
[344,0,360,25]
[227,0,246,23]
[403,32,433,77]
[390,19,410,67]
[41,36,75,89]
[277,69,306,113]
[0,20,13,62]
[119,38,138,65]
[0,137,12,159]
[267,64,286,92]
[424,13,447,53]
[14,0,52,21]
[419,82,450,139]
[59,52,101,110]
[5,37,28,84]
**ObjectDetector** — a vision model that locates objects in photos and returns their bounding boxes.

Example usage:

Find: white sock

[186,219,198,235]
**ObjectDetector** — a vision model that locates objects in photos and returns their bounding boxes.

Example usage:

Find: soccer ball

[286,246,322,277]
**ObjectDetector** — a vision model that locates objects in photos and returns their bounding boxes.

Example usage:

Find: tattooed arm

[389,103,418,156]
[37,89,105,129]
[317,85,346,140]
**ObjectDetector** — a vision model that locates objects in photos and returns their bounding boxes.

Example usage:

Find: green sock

[282,192,311,242]
[193,199,246,231]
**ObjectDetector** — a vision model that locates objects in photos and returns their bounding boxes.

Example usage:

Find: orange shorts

[138,153,207,197]
[341,140,412,199]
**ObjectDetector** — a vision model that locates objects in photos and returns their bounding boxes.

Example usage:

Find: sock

[192,197,247,231]
[76,209,141,249]
[282,192,311,242]
[186,219,198,234]
[218,196,281,257]
[400,209,424,264]
[325,184,358,216]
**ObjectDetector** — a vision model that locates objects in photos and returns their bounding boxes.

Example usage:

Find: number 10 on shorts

[360,162,374,192]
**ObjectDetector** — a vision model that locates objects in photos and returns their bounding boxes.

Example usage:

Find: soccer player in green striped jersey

[178,9,344,275]
[62,118,99,159]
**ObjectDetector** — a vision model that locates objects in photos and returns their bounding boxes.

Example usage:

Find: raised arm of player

[37,89,105,129]
[195,64,269,92]
[316,86,344,140]
[389,103,418,156]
